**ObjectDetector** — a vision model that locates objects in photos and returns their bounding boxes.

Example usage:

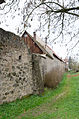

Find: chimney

[45,37,47,48]
[33,32,36,40]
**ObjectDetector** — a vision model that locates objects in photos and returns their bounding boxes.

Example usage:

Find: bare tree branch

[0,0,5,4]
[68,40,79,52]
[0,0,79,56]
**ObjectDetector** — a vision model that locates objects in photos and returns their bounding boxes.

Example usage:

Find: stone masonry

[0,28,65,104]
[0,28,44,104]
[32,54,44,94]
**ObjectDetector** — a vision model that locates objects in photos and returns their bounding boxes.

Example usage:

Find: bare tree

[23,0,79,53]
[0,0,79,55]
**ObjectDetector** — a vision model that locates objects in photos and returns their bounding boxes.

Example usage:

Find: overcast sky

[0,0,79,60]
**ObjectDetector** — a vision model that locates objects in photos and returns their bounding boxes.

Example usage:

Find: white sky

[0,0,79,60]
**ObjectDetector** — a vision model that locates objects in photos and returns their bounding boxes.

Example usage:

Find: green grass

[0,72,79,119]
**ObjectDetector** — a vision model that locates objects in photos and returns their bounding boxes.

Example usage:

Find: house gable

[22,31,53,59]
[22,31,43,54]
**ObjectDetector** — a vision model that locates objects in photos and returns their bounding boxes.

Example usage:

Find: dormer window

[24,34,27,38]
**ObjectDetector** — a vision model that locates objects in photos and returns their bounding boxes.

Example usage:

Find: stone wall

[32,54,44,94]
[31,53,65,89]
[0,28,65,105]
[0,28,44,104]
[40,55,65,88]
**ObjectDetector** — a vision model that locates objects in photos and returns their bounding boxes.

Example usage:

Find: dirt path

[67,73,79,78]
[16,79,70,119]
[16,92,67,119]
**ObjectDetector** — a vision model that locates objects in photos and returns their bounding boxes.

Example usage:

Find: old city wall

[0,28,65,104]
[0,28,44,104]
[41,56,65,88]
[32,54,44,94]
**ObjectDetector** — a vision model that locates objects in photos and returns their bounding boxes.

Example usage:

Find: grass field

[0,72,79,119]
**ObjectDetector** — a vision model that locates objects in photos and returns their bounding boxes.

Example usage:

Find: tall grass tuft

[44,66,64,88]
